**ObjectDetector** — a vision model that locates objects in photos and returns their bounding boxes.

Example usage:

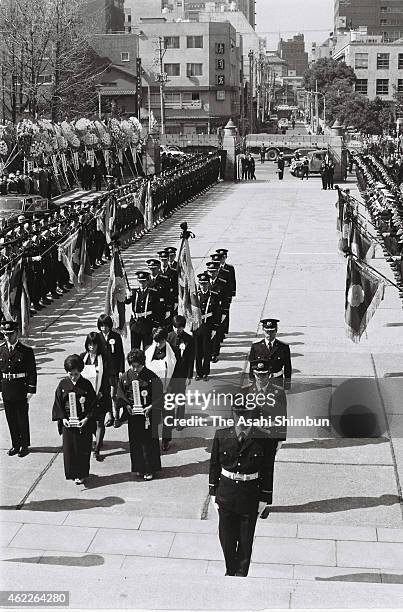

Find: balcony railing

[164,100,202,109]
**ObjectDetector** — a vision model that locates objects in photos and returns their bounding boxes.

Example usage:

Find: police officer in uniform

[205,260,229,362]
[194,273,222,381]
[248,319,292,390]
[243,359,287,454]
[146,258,169,326]
[126,271,163,350]
[209,399,277,576]
[165,247,178,270]
[0,320,37,457]
[157,250,178,326]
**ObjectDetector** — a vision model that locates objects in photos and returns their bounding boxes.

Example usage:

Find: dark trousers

[278,170,284,180]
[130,331,152,351]
[321,174,327,189]
[195,330,212,376]
[218,507,258,576]
[4,399,30,449]
[301,168,309,180]
[162,379,186,442]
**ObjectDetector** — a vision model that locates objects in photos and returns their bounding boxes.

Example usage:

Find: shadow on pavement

[271,494,400,514]
[282,438,389,450]
[4,554,105,567]
[0,496,125,512]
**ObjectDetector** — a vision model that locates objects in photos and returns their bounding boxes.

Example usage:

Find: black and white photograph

[0,0,403,610]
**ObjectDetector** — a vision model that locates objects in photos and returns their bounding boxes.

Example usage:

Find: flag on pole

[349,220,375,262]
[105,194,116,244]
[0,268,12,321]
[177,229,202,332]
[105,248,127,334]
[345,256,385,342]
[20,261,30,337]
[145,180,153,230]
[58,229,80,285]
[77,229,92,288]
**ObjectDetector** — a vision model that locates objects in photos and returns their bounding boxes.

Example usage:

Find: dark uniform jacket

[127,287,164,334]
[0,341,37,401]
[221,263,236,298]
[97,331,125,378]
[195,289,222,335]
[242,381,287,440]
[209,426,277,514]
[167,330,195,380]
[248,338,292,389]
[160,266,178,307]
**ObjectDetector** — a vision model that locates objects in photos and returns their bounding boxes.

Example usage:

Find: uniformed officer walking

[194,273,222,380]
[248,319,292,389]
[0,320,37,457]
[126,271,162,350]
[209,399,277,576]
[205,260,229,362]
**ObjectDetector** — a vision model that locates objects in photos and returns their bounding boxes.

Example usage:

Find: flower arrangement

[0,140,8,157]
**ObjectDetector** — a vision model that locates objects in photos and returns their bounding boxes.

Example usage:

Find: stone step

[3,561,403,609]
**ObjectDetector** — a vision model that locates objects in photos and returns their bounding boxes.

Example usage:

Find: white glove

[258,501,268,516]
[211,495,219,514]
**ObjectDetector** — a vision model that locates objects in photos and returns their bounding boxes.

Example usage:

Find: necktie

[238,431,245,445]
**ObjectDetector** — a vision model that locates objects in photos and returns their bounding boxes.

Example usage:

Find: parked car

[290,149,330,176]
[0,194,48,229]
[278,118,289,130]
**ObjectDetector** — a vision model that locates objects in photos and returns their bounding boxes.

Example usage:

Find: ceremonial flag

[345,256,384,342]
[0,268,12,321]
[58,229,80,285]
[76,229,92,288]
[20,261,30,337]
[134,183,146,217]
[105,194,116,244]
[349,220,375,262]
[105,248,127,333]
[177,232,202,332]
[145,180,153,230]
[0,258,24,327]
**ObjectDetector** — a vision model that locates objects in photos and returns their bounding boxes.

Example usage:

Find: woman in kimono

[116,349,163,480]
[52,354,97,484]
[145,327,176,393]
[80,332,112,461]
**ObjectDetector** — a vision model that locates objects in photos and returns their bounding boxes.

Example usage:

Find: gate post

[222,119,238,182]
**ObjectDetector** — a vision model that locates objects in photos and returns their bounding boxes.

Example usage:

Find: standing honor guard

[157,250,178,327]
[166,246,178,270]
[52,354,97,485]
[0,320,37,457]
[116,349,163,480]
[248,319,292,390]
[209,399,278,577]
[205,260,229,362]
[127,271,163,350]
[194,273,222,381]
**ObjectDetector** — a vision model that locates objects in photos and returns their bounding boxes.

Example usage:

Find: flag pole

[346,250,402,291]
[113,239,131,291]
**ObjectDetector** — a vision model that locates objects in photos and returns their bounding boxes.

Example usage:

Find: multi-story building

[335,0,403,42]
[91,33,140,115]
[161,1,255,28]
[84,0,125,34]
[333,29,403,101]
[124,0,163,29]
[138,19,241,133]
[277,34,309,76]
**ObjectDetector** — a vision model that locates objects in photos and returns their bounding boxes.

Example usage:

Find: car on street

[278,118,289,130]
[290,149,330,176]
[0,194,48,229]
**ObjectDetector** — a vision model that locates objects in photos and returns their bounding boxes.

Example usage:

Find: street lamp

[95,84,103,119]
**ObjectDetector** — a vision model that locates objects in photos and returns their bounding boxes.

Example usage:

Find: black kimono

[116,366,163,475]
[52,376,97,480]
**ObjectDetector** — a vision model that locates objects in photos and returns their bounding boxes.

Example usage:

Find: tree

[303,58,356,93]
[0,0,107,121]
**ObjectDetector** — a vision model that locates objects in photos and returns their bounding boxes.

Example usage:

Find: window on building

[165,92,181,105]
[187,36,203,48]
[37,74,52,85]
[377,52,390,68]
[398,79,403,93]
[355,79,368,94]
[380,18,387,25]
[164,63,180,76]
[164,36,180,49]
[127,14,131,23]
[182,92,200,101]
[355,53,368,69]
[399,54,403,69]
[187,63,203,77]
[376,78,389,95]
[216,90,225,101]
[121,52,130,62]
[101,82,118,87]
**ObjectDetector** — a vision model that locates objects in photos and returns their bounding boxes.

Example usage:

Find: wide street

[1,155,403,609]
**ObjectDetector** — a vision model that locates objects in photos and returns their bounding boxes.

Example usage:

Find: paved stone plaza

[1,160,403,609]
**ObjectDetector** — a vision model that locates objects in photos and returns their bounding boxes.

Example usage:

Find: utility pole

[248,50,254,134]
[157,36,166,135]
[315,79,319,134]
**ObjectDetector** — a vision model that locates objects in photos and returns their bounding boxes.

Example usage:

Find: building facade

[335,0,403,42]
[84,0,125,34]
[138,19,241,133]
[333,30,403,101]
[277,34,309,76]
[91,33,140,115]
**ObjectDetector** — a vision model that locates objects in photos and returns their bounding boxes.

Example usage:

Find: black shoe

[18,447,29,458]
[211,355,219,363]
[161,440,170,452]
[234,572,247,577]
[7,447,19,456]
[93,451,103,461]
[203,375,209,381]
[195,375,202,381]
